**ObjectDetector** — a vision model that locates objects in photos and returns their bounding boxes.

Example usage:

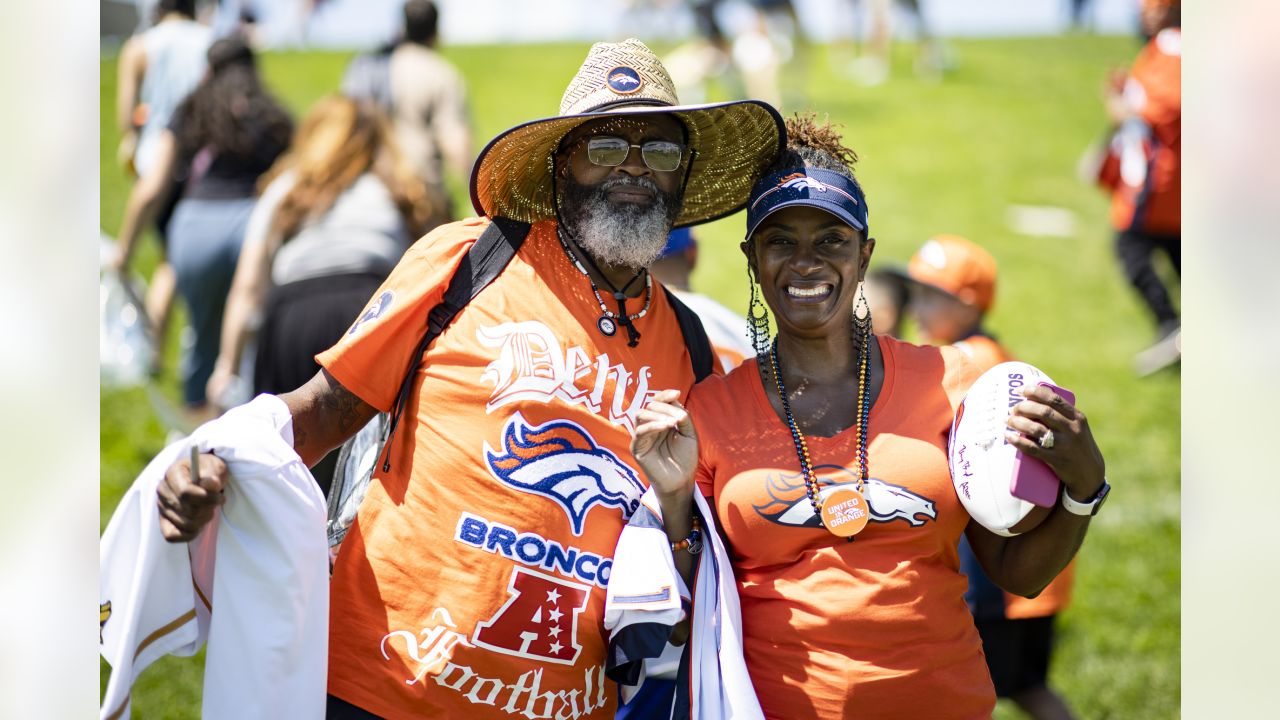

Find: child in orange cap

[898,234,1005,366]
[898,234,1080,720]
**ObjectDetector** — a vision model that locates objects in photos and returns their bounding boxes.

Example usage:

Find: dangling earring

[747,264,771,359]
[746,261,773,386]
[853,281,873,351]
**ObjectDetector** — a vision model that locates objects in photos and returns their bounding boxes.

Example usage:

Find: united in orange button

[821,488,870,538]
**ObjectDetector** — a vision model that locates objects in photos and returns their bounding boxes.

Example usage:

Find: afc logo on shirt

[473,568,591,665]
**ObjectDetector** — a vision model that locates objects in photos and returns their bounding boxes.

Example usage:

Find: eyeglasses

[584,136,686,172]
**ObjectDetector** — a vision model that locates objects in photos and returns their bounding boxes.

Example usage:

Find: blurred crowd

[102,2,1178,716]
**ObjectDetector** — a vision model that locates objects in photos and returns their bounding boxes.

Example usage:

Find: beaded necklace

[769,331,872,538]
[556,229,652,346]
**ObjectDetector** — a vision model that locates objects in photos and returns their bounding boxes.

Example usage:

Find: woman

[631,115,1108,719]
[114,35,292,419]
[207,95,441,494]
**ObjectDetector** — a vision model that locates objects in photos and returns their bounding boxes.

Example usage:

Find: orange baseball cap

[906,234,998,311]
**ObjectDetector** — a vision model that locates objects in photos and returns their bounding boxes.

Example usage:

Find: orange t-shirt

[317,217,699,719]
[954,333,1076,618]
[1110,27,1181,234]
[689,336,995,720]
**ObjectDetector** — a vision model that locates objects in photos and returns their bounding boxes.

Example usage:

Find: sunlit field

[101,34,1178,719]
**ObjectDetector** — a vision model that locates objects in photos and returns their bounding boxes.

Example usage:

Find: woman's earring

[747,264,771,360]
[854,282,873,342]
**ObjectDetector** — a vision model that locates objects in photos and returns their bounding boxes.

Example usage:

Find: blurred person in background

[894,233,1079,720]
[1067,0,1094,32]
[113,0,212,373]
[650,226,754,372]
[863,267,907,338]
[846,0,949,85]
[1095,0,1180,376]
[664,0,740,105]
[342,0,470,223]
[114,35,293,422]
[666,0,803,109]
[207,95,441,495]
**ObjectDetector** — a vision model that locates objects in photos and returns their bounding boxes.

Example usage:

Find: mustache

[598,176,660,194]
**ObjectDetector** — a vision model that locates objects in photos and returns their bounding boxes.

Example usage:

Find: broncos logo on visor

[486,413,645,536]
[779,174,829,192]
[754,465,937,529]
[606,66,643,94]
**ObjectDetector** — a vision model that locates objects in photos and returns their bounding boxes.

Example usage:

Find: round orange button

[820,488,870,538]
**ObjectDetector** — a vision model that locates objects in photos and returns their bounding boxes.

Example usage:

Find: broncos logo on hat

[754,465,937,529]
[606,66,643,94]
[779,173,829,192]
[486,413,645,536]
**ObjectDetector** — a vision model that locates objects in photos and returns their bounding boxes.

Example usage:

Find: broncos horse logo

[779,174,830,193]
[347,290,395,336]
[754,465,937,529]
[606,66,643,93]
[486,413,644,536]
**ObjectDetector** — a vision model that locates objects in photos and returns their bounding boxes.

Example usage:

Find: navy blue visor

[746,167,869,239]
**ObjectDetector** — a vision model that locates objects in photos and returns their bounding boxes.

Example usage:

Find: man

[156,39,783,718]
[343,0,471,223]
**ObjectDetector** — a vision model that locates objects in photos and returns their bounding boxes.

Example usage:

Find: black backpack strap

[661,286,716,382]
[379,216,531,472]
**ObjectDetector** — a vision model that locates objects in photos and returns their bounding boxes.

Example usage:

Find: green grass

[100,35,1178,719]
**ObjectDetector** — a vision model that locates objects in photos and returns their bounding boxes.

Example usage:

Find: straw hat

[469,38,785,228]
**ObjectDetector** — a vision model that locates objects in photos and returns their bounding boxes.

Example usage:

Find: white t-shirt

[136,18,212,176]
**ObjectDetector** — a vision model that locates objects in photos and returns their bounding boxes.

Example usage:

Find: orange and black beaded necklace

[768,326,872,538]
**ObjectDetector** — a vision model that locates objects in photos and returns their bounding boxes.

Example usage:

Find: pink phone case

[1009,382,1077,507]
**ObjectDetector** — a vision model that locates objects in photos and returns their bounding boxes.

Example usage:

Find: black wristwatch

[1060,479,1110,517]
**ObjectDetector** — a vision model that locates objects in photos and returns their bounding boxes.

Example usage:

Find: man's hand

[157,451,228,542]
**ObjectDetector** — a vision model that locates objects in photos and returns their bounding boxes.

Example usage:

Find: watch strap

[1061,479,1110,516]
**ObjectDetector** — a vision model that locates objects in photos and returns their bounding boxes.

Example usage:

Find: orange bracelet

[670,515,703,555]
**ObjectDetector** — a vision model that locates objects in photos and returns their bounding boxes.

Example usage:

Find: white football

[949,361,1057,537]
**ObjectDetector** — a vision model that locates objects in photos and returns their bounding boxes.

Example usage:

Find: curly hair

[258,96,442,241]
[172,37,293,167]
[762,112,864,193]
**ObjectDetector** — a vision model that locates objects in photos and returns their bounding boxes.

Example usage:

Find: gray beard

[564,177,674,270]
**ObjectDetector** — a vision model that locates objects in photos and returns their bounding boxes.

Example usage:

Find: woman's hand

[1004,384,1107,503]
[630,389,698,501]
[206,360,237,411]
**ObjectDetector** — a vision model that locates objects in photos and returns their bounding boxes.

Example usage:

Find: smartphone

[1009,382,1077,507]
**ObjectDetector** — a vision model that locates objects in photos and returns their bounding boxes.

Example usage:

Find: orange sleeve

[940,344,983,412]
[316,217,490,411]
[1131,36,1181,148]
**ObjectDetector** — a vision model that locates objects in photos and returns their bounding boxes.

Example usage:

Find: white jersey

[99,395,328,720]
[605,488,762,719]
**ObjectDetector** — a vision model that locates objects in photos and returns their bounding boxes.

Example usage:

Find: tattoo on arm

[319,381,365,437]
[286,369,375,464]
